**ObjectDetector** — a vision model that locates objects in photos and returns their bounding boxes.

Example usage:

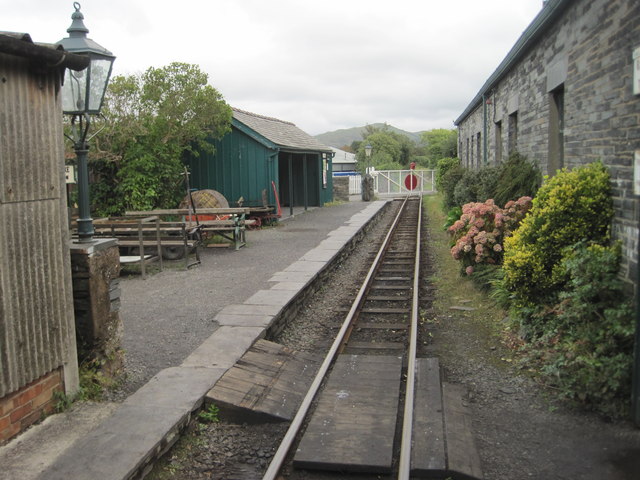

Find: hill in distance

[315,123,424,148]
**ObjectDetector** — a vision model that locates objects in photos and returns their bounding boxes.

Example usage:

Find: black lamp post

[58,2,115,242]
[361,144,373,201]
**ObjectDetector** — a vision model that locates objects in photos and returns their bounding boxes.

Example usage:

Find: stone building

[455,0,640,289]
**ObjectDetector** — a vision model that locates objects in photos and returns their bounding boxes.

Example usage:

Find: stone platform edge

[38,200,390,480]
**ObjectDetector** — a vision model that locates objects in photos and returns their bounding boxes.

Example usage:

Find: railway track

[262,195,434,479]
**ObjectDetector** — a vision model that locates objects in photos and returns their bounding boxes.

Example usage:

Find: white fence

[338,170,436,196]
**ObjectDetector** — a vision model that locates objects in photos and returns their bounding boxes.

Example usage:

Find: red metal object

[272,181,282,217]
[404,174,418,190]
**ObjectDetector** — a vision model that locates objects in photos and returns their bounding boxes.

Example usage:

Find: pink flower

[493,244,503,252]
[465,266,474,275]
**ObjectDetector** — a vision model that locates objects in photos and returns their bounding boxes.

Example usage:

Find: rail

[262,195,421,480]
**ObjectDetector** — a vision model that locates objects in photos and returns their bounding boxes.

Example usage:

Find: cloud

[3,0,544,134]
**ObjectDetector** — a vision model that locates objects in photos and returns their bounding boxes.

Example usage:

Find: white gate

[373,170,436,196]
[335,170,436,197]
[349,175,362,195]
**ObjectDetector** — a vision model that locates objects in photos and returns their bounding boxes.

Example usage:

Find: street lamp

[58,2,115,242]
[364,144,373,174]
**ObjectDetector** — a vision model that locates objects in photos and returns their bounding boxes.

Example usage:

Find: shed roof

[454,0,573,125]
[330,147,357,164]
[0,31,88,71]
[232,108,333,154]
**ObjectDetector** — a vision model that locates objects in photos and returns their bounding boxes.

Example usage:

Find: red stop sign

[404,173,418,190]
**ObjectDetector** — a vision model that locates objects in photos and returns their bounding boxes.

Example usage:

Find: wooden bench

[92,216,201,277]
[92,216,162,279]
[125,208,253,250]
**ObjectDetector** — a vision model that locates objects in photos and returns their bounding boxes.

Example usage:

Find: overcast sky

[4,0,544,135]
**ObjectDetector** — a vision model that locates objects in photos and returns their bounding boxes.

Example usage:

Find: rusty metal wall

[0,53,77,397]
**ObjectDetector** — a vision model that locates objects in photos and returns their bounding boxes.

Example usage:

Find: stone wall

[332,176,350,202]
[457,0,640,289]
[70,240,123,374]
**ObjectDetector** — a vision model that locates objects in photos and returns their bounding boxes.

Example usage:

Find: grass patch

[423,194,513,363]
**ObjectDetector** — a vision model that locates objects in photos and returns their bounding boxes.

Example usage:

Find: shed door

[278,153,320,207]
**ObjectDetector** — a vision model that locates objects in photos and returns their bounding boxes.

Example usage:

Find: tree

[357,131,401,170]
[357,130,417,170]
[421,129,458,167]
[89,62,232,215]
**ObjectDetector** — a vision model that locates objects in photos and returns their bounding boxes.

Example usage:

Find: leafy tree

[339,144,355,153]
[421,129,457,166]
[89,62,232,215]
[357,131,401,170]
[393,132,415,166]
[357,130,417,169]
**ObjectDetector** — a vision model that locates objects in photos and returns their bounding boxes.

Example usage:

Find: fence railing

[335,170,436,196]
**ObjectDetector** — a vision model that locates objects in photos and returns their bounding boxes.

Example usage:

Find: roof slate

[232,108,332,153]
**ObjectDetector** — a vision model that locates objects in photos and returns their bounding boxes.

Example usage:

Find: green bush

[443,206,462,230]
[435,157,460,191]
[438,161,465,209]
[502,162,613,309]
[493,152,542,206]
[475,166,500,202]
[523,242,634,417]
[452,169,478,206]
[452,165,501,206]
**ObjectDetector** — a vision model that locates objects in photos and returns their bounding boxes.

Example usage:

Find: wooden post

[303,154,308,211]
[288,154,294,217]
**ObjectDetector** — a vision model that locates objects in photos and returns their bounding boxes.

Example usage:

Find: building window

[508,112,518,155]
[548,86,564,175]
[476,132,482,167]
[466,137,470,167]
[495,120,503,163]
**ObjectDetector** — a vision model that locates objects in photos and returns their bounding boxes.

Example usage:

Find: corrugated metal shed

[0,33,85,397]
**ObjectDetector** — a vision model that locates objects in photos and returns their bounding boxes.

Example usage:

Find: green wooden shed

[186,108,334,211]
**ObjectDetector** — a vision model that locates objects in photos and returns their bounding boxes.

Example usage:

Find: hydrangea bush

[448,197,532,275]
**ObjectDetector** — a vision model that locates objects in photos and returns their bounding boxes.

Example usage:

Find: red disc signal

[404,174,418,190]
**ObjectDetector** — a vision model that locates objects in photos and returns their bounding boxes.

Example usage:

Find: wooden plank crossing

[293,355,402,474]
[411,358,484,479]
[412,357,447,476]
[205,339,320,423]
[442,382,484,479]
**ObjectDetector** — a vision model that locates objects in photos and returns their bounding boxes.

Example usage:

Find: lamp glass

[61,52,113,115]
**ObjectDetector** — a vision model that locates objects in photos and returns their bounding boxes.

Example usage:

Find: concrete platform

[0,200,389,480]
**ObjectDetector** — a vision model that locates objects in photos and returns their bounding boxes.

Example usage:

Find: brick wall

[0,368,63,443]
[456,0,640,289]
